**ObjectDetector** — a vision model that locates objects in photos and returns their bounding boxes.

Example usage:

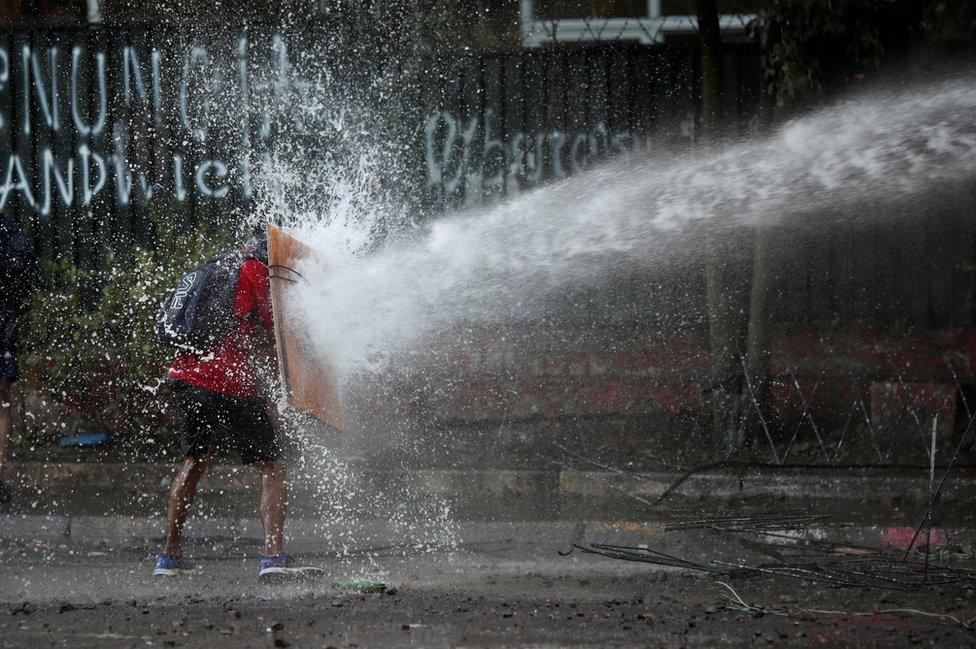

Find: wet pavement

[1,532,974,648]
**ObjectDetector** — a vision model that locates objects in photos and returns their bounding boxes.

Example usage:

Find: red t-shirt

[168,258,274,398]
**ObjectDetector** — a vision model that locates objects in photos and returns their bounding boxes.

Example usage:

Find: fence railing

[0,18,760,266]
[520,13,756,47]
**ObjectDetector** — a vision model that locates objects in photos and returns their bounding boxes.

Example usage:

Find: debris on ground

[331,579,387,593]
[579,507,976,591]
[716,581,974,630]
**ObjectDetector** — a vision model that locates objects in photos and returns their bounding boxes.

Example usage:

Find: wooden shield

[267,224,344,430]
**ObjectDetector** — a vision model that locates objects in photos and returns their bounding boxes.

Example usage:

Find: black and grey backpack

[156,251,245,354]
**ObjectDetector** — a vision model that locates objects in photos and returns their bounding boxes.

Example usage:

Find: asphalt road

[1,533,974,648]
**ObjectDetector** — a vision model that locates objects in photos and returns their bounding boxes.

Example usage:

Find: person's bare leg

[163,455,209,557]
[0,380,11,497]
[254,460,287,556]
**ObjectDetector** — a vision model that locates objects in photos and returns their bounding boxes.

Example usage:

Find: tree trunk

[696,0,723,130]
[697,0,750,453]
[741,60,784,457]
[745,223,775,447]
[705,231,752,451]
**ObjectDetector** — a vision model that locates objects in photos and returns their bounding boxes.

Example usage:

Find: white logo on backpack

[170,272,198,310]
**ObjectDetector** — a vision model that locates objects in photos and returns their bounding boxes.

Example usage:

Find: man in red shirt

[155,234,321,582]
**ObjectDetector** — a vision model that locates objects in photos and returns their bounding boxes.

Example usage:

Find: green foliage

[920,1,976,40]
[750,0,928,107]
[19,209,231,449]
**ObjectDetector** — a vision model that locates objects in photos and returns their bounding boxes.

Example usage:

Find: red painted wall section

[396,328,976,429]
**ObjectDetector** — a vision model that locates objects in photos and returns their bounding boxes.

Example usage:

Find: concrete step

[1,513,970,559]
[5,460,976,500]
[3,461,975,529]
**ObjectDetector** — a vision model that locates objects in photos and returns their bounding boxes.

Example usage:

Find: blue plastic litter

[58,432,109,447]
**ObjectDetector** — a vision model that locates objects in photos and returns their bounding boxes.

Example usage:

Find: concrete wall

[344,326,973,469]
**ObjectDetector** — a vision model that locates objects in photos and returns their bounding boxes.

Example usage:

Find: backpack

[156,250,244,353]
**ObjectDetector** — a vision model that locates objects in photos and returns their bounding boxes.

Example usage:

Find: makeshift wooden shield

[267,224,344,430]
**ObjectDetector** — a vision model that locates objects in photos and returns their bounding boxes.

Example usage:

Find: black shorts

[173,381,281,465]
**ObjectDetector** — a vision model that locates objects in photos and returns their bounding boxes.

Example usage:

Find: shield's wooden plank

[267,223,343,430]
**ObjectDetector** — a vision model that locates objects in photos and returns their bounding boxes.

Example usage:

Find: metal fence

[3,15,975,333]
[421,41,760,208]
[0,16,760,264]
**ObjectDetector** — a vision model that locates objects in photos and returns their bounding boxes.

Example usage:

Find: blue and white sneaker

[153,553,199,576]
[258,554,324,582]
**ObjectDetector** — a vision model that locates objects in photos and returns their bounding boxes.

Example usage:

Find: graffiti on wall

[0,35,312,216]
[425,109,695,201]
[3,32,696,217]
